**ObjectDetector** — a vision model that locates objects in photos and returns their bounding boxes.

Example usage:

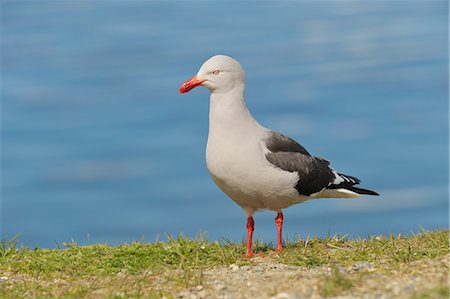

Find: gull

[180,55,378,256]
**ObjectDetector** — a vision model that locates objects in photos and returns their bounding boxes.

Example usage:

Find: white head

[180,55,245,95]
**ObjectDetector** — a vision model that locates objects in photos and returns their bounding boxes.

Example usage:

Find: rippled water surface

[2,1,448,247]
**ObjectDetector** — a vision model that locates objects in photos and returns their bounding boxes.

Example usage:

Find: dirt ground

[172,254,449,299]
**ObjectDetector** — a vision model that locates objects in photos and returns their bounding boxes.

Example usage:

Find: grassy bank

[0,230,448,298]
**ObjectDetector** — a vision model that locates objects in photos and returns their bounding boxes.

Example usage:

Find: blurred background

[2,1,448,248]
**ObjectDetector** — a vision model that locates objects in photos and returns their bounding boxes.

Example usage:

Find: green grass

[0,234,247,276]
[410,286,450,299]
[279,229,449,267]
[0,230,448,298]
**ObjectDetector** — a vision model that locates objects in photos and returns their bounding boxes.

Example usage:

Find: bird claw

[242,252,254,259]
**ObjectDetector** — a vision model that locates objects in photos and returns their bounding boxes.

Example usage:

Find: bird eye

[212,70,220,75]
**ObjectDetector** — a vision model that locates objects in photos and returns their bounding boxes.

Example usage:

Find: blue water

[2,1,448,248]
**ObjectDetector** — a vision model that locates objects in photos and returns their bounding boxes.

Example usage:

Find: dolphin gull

[179,55,378,257]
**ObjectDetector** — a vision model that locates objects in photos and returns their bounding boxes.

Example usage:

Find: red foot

[245,216,254,256]
[243,212,284,257]
[275,211,284,252]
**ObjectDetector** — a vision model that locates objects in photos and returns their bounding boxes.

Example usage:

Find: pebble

[229,264,240,272]
[195,285,204,291]
[402,282,415,293]
[198,290,207,298]
[271,292,291,299]
[165,259,173,265]
[352,261,375,272]
[215,284,226,290]
[178,290,189,298]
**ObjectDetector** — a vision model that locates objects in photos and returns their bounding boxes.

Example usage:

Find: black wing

[265,132,312,156]
[264,132,335,196]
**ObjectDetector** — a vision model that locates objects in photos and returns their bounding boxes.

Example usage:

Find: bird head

[180,55,245,94]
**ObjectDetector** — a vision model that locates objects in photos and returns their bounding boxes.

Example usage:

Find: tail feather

[345,186,379,196]
[329,172,379,196]
[337,173,360,184]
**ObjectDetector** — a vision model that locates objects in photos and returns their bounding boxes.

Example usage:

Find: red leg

[275,211,284,252]
[245,216,254,257]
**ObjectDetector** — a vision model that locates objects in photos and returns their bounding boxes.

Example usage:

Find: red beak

[179,75,205,94]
